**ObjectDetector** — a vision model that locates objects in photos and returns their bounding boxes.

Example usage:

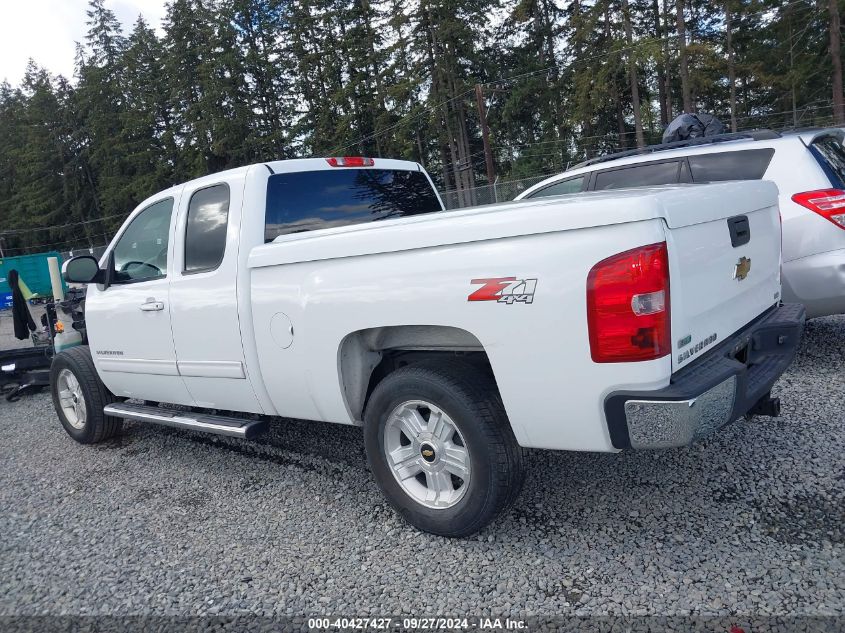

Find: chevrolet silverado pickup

[55,157,805,536]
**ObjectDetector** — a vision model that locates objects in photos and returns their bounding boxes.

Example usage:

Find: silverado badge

[734,256,751,281]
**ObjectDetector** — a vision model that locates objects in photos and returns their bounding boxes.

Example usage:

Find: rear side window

[593,161,681,190]
[809,136,845,188]
[265,169,442,241]
[185,184,230,273]
[688,149,774,182]
[527,176,585,199]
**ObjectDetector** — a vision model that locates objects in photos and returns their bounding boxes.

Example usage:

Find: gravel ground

[0,310,843,623]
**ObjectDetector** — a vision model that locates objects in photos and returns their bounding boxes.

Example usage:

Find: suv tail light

[587,242,671,363]
[326,157,375,167]
[791,189,845,229]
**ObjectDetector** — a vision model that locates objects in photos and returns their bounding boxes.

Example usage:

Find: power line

[0,213,124,236]
[1,235,102,254]
[333,0,817,155]
[439,103,834,178]
[329,86,478,155]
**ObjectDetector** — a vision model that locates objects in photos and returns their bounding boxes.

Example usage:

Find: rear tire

[364,361,525,537]
[50,346,122,444]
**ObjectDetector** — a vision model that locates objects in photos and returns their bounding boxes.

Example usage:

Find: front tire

[364,361,525,537]
[50,346,122,444]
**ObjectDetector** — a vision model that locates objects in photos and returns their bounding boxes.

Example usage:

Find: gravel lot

[0,310,843,623]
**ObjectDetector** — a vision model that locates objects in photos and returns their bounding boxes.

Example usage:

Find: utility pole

[474,84,496,187]
[0,236,5,259]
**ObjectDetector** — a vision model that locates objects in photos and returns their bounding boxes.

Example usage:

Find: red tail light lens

[791,189,845,229]
[587,242,671,363]
[326,157,375,167]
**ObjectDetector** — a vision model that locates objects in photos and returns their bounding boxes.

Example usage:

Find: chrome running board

[103,402,266,439]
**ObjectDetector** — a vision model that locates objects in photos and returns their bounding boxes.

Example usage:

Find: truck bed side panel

[249,219,670,452]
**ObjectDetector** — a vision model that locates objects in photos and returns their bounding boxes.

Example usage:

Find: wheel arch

[337,325,495,422]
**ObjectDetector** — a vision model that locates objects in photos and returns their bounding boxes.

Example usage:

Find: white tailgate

[657,181,782,372]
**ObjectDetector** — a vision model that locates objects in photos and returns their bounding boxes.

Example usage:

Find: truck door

[85,193,195,405]
[167,173,263,414]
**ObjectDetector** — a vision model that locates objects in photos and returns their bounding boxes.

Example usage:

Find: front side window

[527,176,585,199]
[688,149,775,182]
[265,169,442,242]
[593,161,681,190]
[112,198,173,284]
[185,184,230,273]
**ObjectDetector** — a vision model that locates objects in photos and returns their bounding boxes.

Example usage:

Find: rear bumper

[604,303,806,449]
[782,248,845,318]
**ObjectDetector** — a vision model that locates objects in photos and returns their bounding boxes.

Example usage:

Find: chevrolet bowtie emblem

[421,449,434,458]
[734,256,751,281]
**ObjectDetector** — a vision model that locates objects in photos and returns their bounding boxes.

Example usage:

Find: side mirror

[62,256,102,284]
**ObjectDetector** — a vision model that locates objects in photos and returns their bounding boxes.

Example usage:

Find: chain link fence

[437,173,556,210]
[59,245,108,265]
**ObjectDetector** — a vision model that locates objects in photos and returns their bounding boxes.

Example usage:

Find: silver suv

[516,129,845,318]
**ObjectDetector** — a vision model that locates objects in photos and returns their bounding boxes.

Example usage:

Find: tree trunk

[604,3,626,149]
[830,0,844,125]
[573,0,593,158]
[675,0,692,112]
[662,0,673,119]
[789,17,798,128]
[652,0,669,125]
[622,0,645,148]
[725,2,738,132]
[420,3,451,192]
[610,72,628,150]
[360,0,387,154]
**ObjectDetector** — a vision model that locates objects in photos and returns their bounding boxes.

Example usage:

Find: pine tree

[8,64,87,252]
[121,16,175,203]
[3,0,845,253]
[163,0,254,176]
[75,0,129,221]
[230,0,294,159]
[492,0,569,177]
[413,0,493,199]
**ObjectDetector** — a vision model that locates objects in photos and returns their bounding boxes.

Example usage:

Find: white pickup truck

[55,157,805,536]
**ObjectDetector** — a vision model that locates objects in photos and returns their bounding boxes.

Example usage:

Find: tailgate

[659,181,782,372]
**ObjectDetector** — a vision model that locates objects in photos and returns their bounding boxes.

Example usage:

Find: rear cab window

[265,168,442,242]
[808,135,845,188]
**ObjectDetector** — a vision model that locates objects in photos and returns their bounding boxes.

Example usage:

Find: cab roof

[151,157,424,198]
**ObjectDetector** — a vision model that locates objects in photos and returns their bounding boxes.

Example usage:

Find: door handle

[140,298,165,312]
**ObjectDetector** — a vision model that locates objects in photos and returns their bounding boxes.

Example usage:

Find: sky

[0,0,168,86]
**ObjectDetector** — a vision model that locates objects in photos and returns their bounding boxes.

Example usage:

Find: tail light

[791,189,845,229]
[326,157,375,167]
[587,242,671,363]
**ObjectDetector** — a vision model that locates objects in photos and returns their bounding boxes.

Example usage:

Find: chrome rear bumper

[604,303,805,450]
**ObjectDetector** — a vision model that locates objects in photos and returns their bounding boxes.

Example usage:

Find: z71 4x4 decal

[468,277,538,304]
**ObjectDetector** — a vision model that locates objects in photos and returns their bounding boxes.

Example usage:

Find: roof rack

[778,126,842,136]
[573,129,782,169]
